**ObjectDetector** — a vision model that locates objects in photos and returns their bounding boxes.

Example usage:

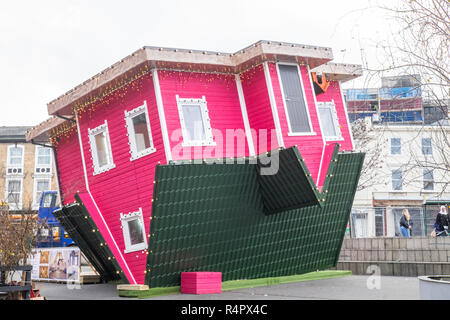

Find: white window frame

[422,138,433,155]
[88,120,115,175]
[276,62,315,136]
[124,101,156,161]
[120,208,147,253]
[317,101,343,141]
[5,177,23,210]
[390,138,401,155]
[391,169,403,191]
[32,177,52,210]
[176,95,215,147]
[34,145,53,175]
[6,145,24,175]
[423,168,434,191]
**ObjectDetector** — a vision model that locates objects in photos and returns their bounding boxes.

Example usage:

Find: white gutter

[339,81,355,150]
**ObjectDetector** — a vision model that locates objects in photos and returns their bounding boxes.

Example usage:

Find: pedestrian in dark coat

[435,206,449,237]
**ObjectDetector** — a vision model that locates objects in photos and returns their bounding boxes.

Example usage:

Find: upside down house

[27,41,364,287]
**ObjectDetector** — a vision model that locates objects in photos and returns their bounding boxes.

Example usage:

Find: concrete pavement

[38,275,420,300]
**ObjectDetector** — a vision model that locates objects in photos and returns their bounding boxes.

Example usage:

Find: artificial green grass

[118,286,180,298]
[118,270,352,299]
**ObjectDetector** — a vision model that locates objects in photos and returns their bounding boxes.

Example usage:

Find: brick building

[0,127,57,211]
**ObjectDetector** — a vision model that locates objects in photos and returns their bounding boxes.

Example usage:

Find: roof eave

[47,41,334,116]
[25,116,70,143]
[311,62,363,82]
[0,137,27,143]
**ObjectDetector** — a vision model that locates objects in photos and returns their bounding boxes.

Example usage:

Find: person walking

[434,205,449,237]
[399,209,412,238]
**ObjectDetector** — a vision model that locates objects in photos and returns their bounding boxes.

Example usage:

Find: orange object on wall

[311,72,331,94]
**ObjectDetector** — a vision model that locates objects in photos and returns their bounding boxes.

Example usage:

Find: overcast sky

[0,0,394,126]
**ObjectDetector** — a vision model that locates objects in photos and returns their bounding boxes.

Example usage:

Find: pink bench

[181,272,222,294]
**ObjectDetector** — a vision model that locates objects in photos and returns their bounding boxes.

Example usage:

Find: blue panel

[346,89,377,101]
[379,87,421,99]
[349,113,374,123]
[381,111,423,122]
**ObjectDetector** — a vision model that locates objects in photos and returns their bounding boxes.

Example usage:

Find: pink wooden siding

[317,142,338,191]
[55,131,86,205]
[157,70,251,160]
[58,74,166,284]
[315,81,354,151]
[55,63,357,285]
[269,63,324,182]
[239,65,279,154]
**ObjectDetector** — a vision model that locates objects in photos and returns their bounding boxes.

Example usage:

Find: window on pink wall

[124,101,156,161]
[317,101,342,141]
[176,95,215,147]
[120,208,147,254]
[277,64,314,135]
[88,120,115,175]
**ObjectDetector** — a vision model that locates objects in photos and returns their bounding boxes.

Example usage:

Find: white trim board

[263,61,284,149]
[152,68,173,163]
[306,64,326,145]
[76,111,90,191]
[235,74,256,157]
[339,81,355,150]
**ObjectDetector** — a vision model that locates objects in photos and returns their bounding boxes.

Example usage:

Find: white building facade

[351,120,450,238]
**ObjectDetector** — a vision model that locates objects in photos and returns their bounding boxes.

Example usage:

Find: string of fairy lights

[47,57,312,145]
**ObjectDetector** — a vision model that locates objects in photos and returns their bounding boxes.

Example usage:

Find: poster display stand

[31,247,81,283]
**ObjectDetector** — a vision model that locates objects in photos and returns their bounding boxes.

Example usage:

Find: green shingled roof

[145,146,364,287]
[53,195,128,283]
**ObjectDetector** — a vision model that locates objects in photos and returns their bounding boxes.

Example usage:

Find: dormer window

[124,101,156,161]
[88,120,115,175]
[176,95,215,147]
